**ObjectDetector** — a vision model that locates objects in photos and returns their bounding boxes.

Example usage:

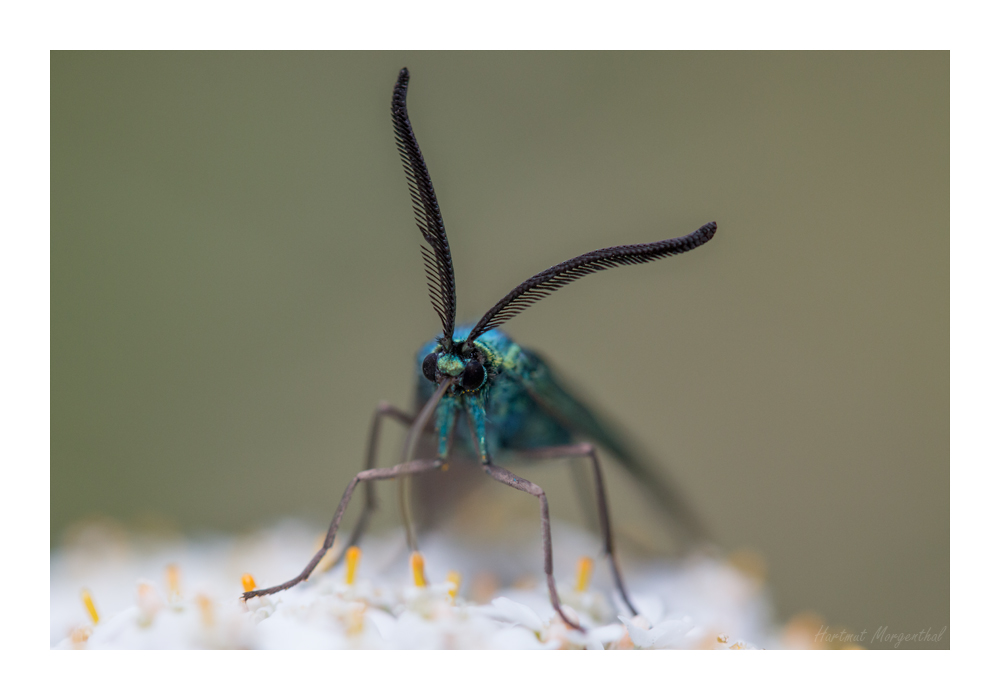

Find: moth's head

[420,337,499,394]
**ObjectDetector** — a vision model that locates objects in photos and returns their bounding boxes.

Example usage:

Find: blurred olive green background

[51,52,948,648]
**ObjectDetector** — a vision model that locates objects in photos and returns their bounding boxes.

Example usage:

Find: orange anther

[241,573,257,592]
[574,556,594,592]
[166,564,181,598]
[410,551,427,587]
[317,534,339,573]
[80,588,100,624]
[195,594,214,627]
[345,546,362,585]
[445,571,462,601]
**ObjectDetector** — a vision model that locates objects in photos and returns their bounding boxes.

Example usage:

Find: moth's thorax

[415,327,525,461]
[414,326,576,463]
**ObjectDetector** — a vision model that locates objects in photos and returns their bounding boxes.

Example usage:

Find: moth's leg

[242,458,444,600]
[517,443,639,617]
[397,378,456,553]
[568,464,600,533]
[480,461,585,631]
[326,402,416,569]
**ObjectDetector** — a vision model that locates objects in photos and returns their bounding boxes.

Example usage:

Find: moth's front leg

[242,457,445,601]
[479,461,585,632]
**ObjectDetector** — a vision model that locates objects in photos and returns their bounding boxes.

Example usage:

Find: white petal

[619,615,656,648]
[491,596,544,632]
[646,616,696,649]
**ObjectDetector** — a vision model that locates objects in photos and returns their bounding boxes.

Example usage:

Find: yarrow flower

[51,517,829,649]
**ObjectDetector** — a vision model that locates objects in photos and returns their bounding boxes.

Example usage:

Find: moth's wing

[514,348,710,548]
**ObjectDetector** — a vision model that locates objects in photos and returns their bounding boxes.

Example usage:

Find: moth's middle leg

[326,402,416,569]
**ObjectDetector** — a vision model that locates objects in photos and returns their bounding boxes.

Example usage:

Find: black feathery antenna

[464,222,717,346]
[392,67,457,349]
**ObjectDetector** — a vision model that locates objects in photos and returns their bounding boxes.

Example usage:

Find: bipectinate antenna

[465,222,717,346]
[392,67,458,350]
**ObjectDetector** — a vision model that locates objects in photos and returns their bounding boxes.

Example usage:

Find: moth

[243,67,716,631]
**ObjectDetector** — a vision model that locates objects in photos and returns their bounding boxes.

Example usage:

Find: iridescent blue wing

[513,347,710,547]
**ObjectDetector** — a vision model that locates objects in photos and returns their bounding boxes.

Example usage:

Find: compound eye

[461,359,486,390]
[421,353,439,382]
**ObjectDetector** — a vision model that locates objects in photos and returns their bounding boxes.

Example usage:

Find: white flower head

[52,519,780,649]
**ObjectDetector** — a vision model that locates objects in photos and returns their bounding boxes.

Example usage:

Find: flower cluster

[51,517,787,649]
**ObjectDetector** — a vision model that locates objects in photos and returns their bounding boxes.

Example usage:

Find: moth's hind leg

[516,443,640,617]
[242,457,444,600]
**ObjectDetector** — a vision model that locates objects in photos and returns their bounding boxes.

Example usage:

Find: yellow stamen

[166,563,181,599]
[135,581,162,626]
[80,588,99,624]
[574,556,594,592]
[241,573,257,592]
[445,570,462,601]
[345,602,366,636]
[195,594,214,627]
[316,534,339,572]
[410,551,427,587]
[345,546,362,585]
